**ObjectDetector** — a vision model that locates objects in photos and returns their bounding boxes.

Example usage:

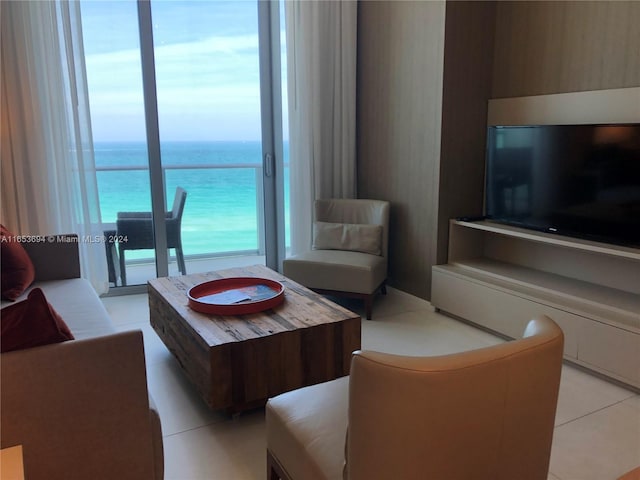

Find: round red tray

[187,277,285,315]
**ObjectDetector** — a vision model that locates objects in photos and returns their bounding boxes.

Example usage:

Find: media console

[431,219,640,389]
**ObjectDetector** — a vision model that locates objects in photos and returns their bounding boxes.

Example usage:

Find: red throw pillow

[1,225,36,301]
[1,287,74,352]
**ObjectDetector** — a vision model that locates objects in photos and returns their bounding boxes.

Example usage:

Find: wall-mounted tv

[484,124,640,248]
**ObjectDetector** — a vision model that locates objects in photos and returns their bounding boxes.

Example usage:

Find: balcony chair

[116,187,187,286]
[266,315,565,480]
[283,199,390,319]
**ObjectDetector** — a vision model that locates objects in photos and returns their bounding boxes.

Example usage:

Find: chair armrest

[0,331,159,480]
[22,234,81,281]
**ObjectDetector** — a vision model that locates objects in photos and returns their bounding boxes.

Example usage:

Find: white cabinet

[432,220,640,388]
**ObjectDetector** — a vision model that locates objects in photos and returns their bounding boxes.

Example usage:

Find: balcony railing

[96,162,285,264]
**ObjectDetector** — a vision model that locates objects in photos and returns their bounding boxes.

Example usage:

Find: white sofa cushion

[2,279,116,340]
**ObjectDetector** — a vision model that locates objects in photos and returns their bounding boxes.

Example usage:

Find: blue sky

[81,0,286,142]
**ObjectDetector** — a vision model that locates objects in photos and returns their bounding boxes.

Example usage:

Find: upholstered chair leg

[364,295,373,320]
[267,451,287,480]
[119,247,127,286]
[268,463,279,480]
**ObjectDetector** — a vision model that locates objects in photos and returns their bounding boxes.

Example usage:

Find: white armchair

[266,315,565,480]
[283,199,390,319]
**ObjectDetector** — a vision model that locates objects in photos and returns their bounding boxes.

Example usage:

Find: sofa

[1,235,164,480]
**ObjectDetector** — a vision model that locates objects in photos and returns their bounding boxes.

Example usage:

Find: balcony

[116,253,266,286]
[97,159,288,288]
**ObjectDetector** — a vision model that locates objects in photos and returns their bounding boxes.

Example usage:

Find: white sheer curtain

[285,0,358,255]
[1,0,108,294]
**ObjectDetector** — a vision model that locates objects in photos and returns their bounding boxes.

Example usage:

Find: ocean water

[95,141,289,259]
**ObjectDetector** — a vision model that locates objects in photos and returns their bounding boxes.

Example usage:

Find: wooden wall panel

[357,0,446,299]
[356,0,639,301]
[437,1,496,265]
[492,1,640,98]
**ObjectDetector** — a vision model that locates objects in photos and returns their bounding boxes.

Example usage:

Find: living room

[2,1,639,480]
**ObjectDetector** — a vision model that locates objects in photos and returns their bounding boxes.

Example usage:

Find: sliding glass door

[81,0,287,289]
[81,0,158,288]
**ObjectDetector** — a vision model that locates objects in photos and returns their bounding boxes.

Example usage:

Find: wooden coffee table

[148,265,361,413]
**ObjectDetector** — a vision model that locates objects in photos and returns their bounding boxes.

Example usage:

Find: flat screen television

[484,124,640,248]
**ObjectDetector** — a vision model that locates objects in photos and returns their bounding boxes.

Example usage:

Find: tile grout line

[161,411,264,440]
[161,418,229,439]
[554,394,638,428]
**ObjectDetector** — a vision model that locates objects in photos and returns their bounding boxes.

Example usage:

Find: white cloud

[86,32,288,141]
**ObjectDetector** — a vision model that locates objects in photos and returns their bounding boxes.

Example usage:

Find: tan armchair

[266,315,564,480]
[618,467,640,480]
[283,199,390,319]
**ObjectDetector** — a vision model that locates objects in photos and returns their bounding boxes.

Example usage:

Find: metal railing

[95,162,268,261]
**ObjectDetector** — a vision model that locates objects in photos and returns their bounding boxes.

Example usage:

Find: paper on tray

[198,290,251,305]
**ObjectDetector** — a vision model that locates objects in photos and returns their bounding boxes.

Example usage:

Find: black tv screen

[485,124,640,247]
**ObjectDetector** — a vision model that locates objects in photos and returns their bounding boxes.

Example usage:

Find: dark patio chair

[116,187,187,286]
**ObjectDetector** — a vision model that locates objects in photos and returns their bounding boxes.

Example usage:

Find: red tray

[187,277,285,315]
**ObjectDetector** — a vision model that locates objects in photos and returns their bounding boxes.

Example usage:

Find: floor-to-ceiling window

[81,0,157,287]
[81,0,288,289]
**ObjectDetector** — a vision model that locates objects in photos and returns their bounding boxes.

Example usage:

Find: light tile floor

[102,287,640,480]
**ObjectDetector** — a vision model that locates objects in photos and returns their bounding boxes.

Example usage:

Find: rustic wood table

[148,265,361,413]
